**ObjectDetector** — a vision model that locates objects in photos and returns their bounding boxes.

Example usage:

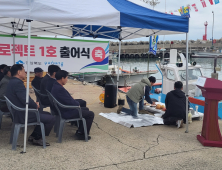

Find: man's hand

[36,102,40,109]
[152,101,156,105]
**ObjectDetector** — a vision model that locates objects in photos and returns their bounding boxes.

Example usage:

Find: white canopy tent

[0,0,190,152]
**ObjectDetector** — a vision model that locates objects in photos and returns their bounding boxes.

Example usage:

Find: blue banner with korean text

[149,35,159,55]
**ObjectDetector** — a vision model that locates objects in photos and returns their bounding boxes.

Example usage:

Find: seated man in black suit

[6,64,55,146]
[0,66,11,112]
[40,65,60,105]
[51,70,94,140]
[0,64,7,82]
[31,67,43,90]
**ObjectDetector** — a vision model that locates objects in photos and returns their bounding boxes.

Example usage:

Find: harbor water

[112,57,222,82]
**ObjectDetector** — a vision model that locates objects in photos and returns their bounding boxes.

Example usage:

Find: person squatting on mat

[162,81,188,128]
[117,76,156,118]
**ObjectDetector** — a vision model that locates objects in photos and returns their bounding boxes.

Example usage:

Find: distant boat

[192,52,222,58]
[69,65,158,87]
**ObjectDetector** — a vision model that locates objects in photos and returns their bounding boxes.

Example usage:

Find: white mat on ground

[99,113,164,128]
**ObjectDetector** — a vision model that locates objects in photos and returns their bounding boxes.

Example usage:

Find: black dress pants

[30,111,55,139]
[76,99,87,107]
[64,109,94,135]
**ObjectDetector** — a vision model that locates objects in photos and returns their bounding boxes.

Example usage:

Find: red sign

[92,47,105,62]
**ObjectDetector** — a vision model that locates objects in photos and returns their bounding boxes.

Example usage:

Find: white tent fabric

[0,0,188,39]
[0,17,185,40]
[0,0,190,152]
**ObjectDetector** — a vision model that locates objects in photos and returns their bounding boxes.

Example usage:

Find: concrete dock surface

[0,79,222,170]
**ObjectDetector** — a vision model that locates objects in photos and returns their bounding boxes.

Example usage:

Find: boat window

[179,68,202,81]
[167,69,175,81]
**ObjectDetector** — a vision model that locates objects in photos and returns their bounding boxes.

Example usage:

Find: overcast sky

[128,0,221,41]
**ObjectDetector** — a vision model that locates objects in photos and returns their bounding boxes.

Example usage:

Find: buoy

[99,93,105,103]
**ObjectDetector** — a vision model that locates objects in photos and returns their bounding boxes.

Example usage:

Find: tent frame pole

[185,32,189,133]
[22,20,32,153]
[117,29,122,91]
[117,39,121,89]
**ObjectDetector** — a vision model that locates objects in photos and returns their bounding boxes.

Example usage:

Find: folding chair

[32,85,49,111]
[4,96,46,150]
[46,90,88,143]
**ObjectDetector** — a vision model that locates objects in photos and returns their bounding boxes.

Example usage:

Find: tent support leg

[185,33,189,133]
[117,40,121,93]
[13,35,15,64]
[22,20,32,153]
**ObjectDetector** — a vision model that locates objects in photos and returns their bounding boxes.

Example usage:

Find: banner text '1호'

[0,35,109,72]
[149,35,159,55]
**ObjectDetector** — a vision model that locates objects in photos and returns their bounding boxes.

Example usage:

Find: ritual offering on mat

[156,104,161,109]
[160,105,165,109]
[162,107,166,111]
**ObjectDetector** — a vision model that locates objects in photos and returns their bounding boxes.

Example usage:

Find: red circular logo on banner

[92,47,105,62]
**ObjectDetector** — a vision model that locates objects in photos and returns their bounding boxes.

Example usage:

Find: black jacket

[162,89,187,121]
[0,72,4,82]
[5,77,37,123]
[0,75,10,100]
[32,76,43,90]
[46,78,56,92]
[51,81,79,119]
[40,74,50,105]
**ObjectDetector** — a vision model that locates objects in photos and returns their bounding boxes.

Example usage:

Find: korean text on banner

[0,35,109,73]
[214,0,220,4]
[149,35,159,55]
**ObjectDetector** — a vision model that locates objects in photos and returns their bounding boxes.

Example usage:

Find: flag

[179,6,190,17]
[192,3,199,11]
[214,0,220,4]
[149,35,159,55]
[200,0,207,7]
[209,0,214,4]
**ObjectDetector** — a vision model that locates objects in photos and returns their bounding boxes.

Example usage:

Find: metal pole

[212,11,214,47]
[185,32,189,133]
[13,35,15,64]
[117,38,121,90]
[147,53,149,77]
[23,20,31,153]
